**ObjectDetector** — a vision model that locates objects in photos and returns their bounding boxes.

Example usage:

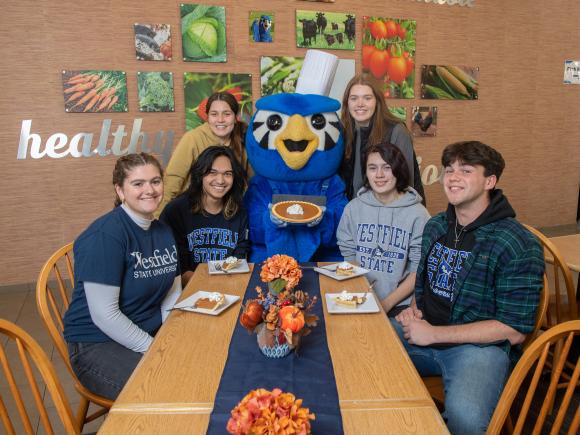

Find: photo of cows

[296,10,355,50]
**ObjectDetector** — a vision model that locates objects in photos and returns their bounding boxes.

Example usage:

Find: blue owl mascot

[244,50,347,263]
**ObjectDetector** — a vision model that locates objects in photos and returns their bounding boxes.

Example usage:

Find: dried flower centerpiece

[226,388,315,435]
[239,255,318,358]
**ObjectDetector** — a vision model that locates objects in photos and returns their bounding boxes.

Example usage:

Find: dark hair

[187,146,247,219]
[206,92,247,166]
[113,153,164,207]
[442,141,505,180]
[363,143,410,193]
[340,72,404,160]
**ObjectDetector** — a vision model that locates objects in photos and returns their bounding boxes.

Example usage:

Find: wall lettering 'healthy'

[16,118,175,165]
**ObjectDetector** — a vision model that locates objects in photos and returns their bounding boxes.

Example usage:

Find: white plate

[314,263,369,281]
[325,292,380,314]
[208,259,250,275]
[170,291,240,316]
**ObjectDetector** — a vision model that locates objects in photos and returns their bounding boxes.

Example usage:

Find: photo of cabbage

[137,72,174,112]
[183,72,252,131]
[180,4,227,62]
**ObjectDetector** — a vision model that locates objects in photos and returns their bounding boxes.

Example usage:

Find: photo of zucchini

[421,65,479,100]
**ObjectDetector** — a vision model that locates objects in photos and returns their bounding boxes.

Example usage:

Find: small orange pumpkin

[279,306,305,333]
[240,301,263,330]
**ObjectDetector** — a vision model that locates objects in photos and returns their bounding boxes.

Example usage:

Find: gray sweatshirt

[337,187,430,305]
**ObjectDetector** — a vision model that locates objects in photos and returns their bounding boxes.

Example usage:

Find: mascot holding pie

[244,50,348,262]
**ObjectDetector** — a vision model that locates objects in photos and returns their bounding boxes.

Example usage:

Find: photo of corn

[421,65,479,100]
[62,70,128,113]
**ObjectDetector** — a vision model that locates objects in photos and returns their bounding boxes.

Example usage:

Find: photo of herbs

[137,72,174,112]
[249,12,274,43]
[362,17,416,99]
[388,106,407,123]
[421,65,479,100]
[181,4,227,62]
[295,10,355,51]
[62,70,128,113]
[183,72,252,131]
[134,24,172,61]
[261,56,304,96]
[411,106,437,137]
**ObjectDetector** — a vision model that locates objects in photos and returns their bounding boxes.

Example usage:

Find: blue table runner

[206,263,344,434]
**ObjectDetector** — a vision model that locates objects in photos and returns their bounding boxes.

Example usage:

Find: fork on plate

[213,262,229,273]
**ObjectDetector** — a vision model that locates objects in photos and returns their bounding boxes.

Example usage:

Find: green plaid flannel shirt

[415,212,545,354]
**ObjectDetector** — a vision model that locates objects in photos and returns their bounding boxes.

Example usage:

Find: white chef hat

[295,49,339,96]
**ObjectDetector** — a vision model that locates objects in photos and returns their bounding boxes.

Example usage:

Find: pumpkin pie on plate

[271,201,322,224]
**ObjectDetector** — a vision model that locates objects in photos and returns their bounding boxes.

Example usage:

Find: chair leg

[76,397,89,431]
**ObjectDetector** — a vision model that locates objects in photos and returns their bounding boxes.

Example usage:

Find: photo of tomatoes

[361,17,416,99]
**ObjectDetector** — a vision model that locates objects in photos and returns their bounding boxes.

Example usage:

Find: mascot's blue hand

[268,203,288,228]
[306,205,326,227]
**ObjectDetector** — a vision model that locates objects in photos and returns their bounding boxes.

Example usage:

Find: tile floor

[1,222,578,434]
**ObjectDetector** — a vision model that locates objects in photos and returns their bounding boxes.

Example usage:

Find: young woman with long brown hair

[340,72,425,202]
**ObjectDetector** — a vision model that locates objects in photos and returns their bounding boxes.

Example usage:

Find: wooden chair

[486,320,580,435]
[424,273,550,406]
[524,224,578,326]
[0,318,79,435]
[35,242,113,430]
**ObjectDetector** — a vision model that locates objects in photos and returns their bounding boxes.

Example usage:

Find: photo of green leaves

[181,4,227,62]
[183,72,252,131]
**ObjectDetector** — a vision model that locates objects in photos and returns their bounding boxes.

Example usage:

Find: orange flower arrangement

[226,388,315,435]
[260,254,303,293]
[240,256,317,352]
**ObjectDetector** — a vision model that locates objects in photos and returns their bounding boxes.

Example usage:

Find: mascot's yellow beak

[275,115,319,170]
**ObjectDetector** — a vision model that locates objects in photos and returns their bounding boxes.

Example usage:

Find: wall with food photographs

[0,0,579,285]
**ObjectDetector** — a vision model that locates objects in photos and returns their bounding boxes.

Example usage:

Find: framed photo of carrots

[420,65,479,100]
[62,70,128,113]
[361,17,416,99]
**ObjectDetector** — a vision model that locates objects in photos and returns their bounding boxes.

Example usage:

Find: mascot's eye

[266,114,283,131]
[310,114,326,130]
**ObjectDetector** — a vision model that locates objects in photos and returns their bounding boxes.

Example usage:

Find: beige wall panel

[0,0,579,285]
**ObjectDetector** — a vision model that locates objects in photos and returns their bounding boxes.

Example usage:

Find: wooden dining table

[547,233,580,299]
[98,264,448,434]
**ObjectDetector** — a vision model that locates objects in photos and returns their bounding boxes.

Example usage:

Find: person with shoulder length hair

[340,72,425,202]
[160,146,250,286]
[158,91,250,215]
[337,142,430,317]
[393,141,544,434]
[63,153,182,401]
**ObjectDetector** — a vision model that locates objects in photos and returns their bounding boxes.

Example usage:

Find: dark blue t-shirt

[64,207,179,343]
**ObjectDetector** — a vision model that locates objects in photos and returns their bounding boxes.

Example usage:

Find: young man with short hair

[393,141,544,434]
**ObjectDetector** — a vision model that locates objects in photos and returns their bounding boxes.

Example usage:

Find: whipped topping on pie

[224,256,238,265]
[207,292,223,301]
[286,204,304,215]
[337,290,354,301]
[337,262,352,270]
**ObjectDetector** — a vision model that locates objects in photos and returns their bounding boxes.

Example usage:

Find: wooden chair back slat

[568,405,580,435]
[551,353,580,435]
[513,342,550,434]
[0,393,17,435]
[487,320,580,435]
[0,319,78,434]
[0,343,35,434]
[524,225,578,325]
[16,339,54,435]
[35,242,113,431]
[534,332,574,434]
